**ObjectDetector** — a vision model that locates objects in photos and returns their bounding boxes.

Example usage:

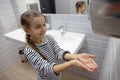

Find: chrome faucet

[58,25,65,35]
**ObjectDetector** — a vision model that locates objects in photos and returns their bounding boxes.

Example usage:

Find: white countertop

[4,28,85,54]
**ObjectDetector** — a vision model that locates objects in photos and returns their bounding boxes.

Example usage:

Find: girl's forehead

[28,16,45,28]
[32,16,45,24]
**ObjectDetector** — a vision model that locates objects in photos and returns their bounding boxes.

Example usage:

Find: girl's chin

[38,35,45,39]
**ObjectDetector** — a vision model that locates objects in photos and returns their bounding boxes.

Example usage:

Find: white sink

[46,30,85,54]
[4,29,85,54]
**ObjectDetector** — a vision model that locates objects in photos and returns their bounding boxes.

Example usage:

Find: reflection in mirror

[10,0,91,15]
[75,1,87,14]
[53,0,90,14]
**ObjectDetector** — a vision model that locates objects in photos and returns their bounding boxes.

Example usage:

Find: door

[39,0,56,13]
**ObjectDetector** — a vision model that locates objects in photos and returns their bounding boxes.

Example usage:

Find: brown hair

[75,1,86,12]
[20,10,48,61]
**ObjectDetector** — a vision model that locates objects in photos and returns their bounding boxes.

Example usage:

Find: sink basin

[50,34,76,49]
[46,30,85,54]
[4,29,85,54]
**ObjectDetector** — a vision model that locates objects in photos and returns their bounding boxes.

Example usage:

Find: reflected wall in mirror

[10,0,91,15]
[54,0,90,14]
[39,0,91,14]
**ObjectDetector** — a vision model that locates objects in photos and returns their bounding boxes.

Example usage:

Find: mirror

[39,0,90,14]
[54,0,90,14]
[11,0,91,15]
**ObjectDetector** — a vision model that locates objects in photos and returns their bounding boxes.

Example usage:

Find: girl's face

[79,4,86,13]
[25,16,47,42]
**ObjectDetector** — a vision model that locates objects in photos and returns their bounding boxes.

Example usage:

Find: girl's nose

[40,26,46,32]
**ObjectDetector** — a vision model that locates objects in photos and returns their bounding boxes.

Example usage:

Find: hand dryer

[90,0,120,38]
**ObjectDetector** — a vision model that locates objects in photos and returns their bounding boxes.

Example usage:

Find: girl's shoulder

[23,45,36,54]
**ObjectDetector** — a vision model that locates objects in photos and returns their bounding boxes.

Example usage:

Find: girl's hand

[70,59,96,72]
[73,53,98,71]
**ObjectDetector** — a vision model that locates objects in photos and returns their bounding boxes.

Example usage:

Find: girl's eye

[43,23,46,27]
[36,26,41,29]
[35,23,46,29]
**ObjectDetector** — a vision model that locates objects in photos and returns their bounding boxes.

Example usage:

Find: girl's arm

[63,53,98,70]
[24,46,94,79]
[48,35,71,62]
[53,59,94,74]
[48,35,98,71]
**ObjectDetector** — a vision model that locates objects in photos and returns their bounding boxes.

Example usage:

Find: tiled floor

[0,59,88,80]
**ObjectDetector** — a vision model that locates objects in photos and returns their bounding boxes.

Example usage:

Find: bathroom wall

[0,0,23,74]
[14,0,40,14]
[55,0,70,14]
[10,0,40,23]
[49,14,109,80]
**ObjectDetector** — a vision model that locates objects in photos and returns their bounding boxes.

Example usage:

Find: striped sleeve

[24,46,60,79]
[48,35,70,62]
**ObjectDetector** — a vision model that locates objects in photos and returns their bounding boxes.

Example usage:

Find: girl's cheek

[44,28,47,33]
[40,29,46,35]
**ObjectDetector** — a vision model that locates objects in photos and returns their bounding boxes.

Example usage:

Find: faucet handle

[58,25,64,29]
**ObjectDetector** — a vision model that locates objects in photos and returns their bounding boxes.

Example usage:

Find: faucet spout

[58,26,65,35]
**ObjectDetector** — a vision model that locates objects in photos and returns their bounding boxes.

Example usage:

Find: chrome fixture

[58,25,65,35]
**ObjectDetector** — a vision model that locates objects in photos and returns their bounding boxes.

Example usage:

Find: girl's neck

[77,11,84,14]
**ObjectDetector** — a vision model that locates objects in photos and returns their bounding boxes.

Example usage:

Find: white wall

[99,38,120,80]
[55,0,70,14]
[0,0,20,74]
[15,0,40,15]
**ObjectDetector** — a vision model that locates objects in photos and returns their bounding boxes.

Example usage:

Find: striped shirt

[24,35,69,80]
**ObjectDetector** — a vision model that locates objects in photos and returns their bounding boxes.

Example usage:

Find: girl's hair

[75,1,86,12]
[20,10,48,61]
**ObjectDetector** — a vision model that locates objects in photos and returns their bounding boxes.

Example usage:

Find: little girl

[75,1,86,14]
[20,10,98,80]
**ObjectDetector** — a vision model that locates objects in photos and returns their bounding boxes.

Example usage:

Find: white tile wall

[55,0,70,14]
[0,0,20,74]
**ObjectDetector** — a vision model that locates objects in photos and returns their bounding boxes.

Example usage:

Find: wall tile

[0,0,20,74]
[93,34,109,42]
[50,14,66,21]
[66,22,87,31]
[86,39,100,47]
[50,21,67,30]
[99,41,109,48]
[65,15,89,23]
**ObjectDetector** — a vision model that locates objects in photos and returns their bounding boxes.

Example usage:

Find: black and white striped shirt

[24,35,69,80]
